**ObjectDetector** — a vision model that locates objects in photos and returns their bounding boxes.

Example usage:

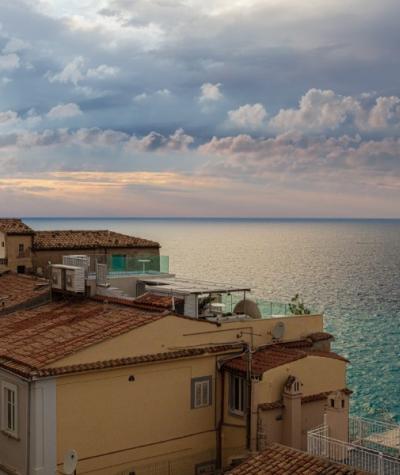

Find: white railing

[350,416,400,457]
[308,425,400,475]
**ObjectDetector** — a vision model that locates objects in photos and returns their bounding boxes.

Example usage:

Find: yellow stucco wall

[257,356,346,402]
[56,355,220,475]
[50,314,324,369]
[4,234,33,272]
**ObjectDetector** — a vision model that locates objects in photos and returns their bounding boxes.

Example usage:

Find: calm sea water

[25,218,400,421]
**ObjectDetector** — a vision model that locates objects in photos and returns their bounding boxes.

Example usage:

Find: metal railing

[308,425,400,474]
[221,292,320,318]
[87,255,170,275]
[350,416,400,458]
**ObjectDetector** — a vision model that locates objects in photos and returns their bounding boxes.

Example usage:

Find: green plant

[288,294,311,315]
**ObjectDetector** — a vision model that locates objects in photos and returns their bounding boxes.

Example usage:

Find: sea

[24,217,400,422]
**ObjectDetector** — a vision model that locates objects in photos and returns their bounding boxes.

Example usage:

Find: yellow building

[0,270,350,475]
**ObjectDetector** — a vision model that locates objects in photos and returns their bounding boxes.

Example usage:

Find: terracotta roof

[33,230,160,250]
[226,444,369,474]
[91,294,172,313]
[0,298,166,377]
[0,218,34,235]
[224,345,348,378]
[258,388,353,410]
[0,273,50,313]
[33,344,243,377]
[308,332,334,342]
[132,292,184,311]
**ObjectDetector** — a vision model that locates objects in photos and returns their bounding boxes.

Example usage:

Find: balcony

[308,418,400,474]
[221,292,320,318]
[89,255,170,276]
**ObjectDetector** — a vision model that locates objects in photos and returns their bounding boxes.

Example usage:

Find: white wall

[30,379,57,475]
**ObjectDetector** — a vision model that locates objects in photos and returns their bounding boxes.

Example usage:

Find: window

[18,243,24,255]
[229,374,246,415]
[191,376,212,408]
[2,381,18,437]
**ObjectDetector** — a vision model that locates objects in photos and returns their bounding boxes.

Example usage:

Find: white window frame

[229,373,246,416]
[191,376,212,409]
[1,381,18,438]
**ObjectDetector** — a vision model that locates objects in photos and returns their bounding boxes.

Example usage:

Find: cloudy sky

[1,0,400,217]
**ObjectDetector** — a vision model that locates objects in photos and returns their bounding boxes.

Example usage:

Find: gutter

[26,381,31,475]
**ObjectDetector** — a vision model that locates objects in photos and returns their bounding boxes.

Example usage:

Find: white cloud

[0,110,18,125]
[2,37,30,54]
[47,57,118,85]
[227,103,268,130]
[126,128,193,152]
[268,89,400,134]
[0,54,20,72]
[47,56,85,85]
[47,103,83,119]
[269,89,362,133]
[86,64,119,79]
[133,89,172,102]
[133,92,148,102]
[366,96,400,130]
[199,82,223,103]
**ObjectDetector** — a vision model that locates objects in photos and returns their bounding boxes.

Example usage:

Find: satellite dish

[63,449,78,475]
[272,321,285,340]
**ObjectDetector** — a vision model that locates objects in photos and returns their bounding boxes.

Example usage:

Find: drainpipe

[216,369,225,471]
[245,343,252,451]
[27,380,31,475]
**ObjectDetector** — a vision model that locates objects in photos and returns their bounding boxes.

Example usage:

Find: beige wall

[257,356,346,403]
[0,370,29,475]
[4,235,33,273]
[56,355,219,475]
[50,314,324,368]
[32,247,159,275]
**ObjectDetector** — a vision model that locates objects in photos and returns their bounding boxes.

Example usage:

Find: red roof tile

[0,218,34,235]
[0,298,166,377]
[226,444,369,474]
[224,345,348,378]
[0,273,50,313]
[34,344,243,377]
[308,332,334,342]
[132,292,184,311]
[33,230,160,250]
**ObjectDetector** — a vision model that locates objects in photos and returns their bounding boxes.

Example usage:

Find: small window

[341,399,345,409]
[330,399,335,408]
[2,381,18,437]
[18,244,24,254]
[229,374,246,415]
[1,241,4,247]
[191,376,212,409]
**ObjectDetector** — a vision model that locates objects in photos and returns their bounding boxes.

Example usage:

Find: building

[0,265,352,475]
[0,219,161,275]
[0,219,35,274]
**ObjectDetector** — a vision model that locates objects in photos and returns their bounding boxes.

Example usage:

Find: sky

[0,0,400,217]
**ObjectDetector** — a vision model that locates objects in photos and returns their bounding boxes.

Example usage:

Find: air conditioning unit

[51,267,63,290]
[63,255,90,275]
[51,265,85,294]
[65,267,85,293]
